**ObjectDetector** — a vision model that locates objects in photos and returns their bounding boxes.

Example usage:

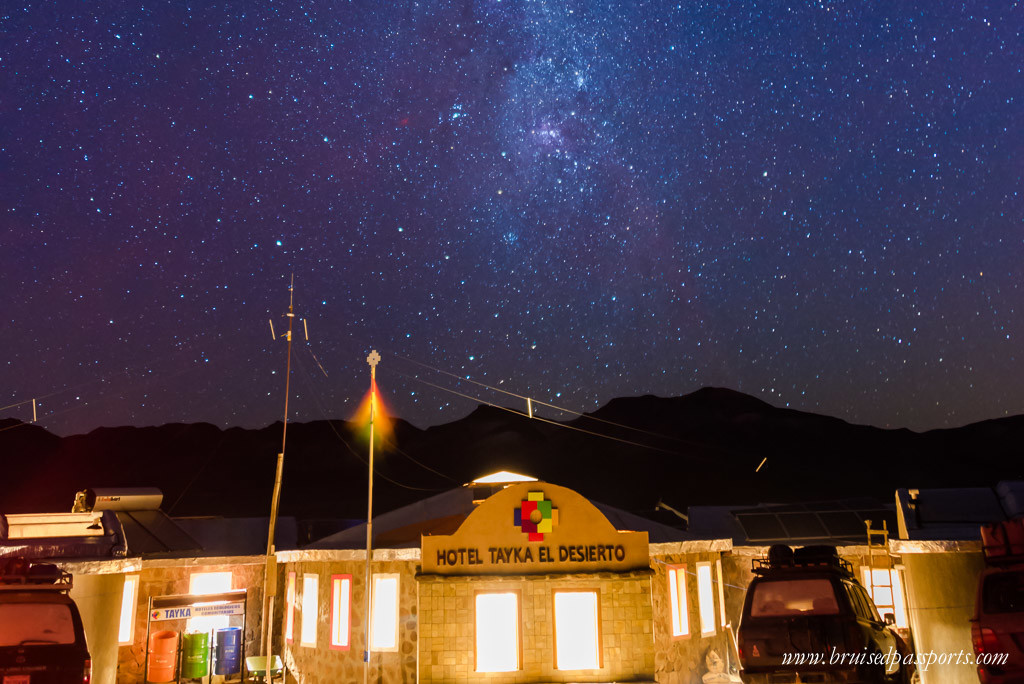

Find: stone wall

[418,570,655,683]
[116,559,265,683]
[651,551,734,684]
[280,559,418,684]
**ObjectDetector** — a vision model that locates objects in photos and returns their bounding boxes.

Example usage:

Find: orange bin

[147,630,179,683]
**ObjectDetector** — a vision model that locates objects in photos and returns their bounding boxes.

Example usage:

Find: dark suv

[0,558,91,684]
[737,545,914,684]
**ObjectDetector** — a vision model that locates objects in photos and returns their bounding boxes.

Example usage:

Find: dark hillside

[2,388,1022,520]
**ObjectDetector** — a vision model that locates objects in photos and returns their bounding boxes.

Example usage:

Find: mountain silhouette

[2,388,1022,525]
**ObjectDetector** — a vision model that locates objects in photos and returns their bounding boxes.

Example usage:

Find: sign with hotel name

[421,482,649,575]
[150,602,245,621]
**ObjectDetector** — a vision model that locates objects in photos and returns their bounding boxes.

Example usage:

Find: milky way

[2,0,1021,435]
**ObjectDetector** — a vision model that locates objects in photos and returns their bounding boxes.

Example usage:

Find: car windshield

[0,603,77,646]
[751,579,840,617]
[983,570,1024,615]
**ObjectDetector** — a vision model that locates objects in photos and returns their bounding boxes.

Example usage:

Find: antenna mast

[261,274,304,682]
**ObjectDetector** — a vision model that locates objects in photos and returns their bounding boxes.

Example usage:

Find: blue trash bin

[214,626,242,675]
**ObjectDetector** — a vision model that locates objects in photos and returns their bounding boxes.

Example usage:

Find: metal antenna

[261,274,297,683]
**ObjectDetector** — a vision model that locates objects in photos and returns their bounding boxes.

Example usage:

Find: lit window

[118,575,139,644]
[330,575,351,650]
[861,567,908,628]
[668,565,689,637]
[554,591,600,670]
[475,593,519,672]
[285,572,296,643]
[300,574,318,646]
[187,571,231,633]
[370,574,399,651]
[696,562,716,636]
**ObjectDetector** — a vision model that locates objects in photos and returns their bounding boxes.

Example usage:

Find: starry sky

[2,0,1022,436]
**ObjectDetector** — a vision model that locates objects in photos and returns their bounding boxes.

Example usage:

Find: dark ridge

[2,388,1022,520]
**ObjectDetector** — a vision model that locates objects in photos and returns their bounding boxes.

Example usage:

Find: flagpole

[363,349,380,684]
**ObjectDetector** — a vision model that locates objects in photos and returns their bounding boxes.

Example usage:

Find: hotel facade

[275,479,734,683]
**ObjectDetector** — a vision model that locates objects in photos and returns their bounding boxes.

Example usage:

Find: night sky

[2,1,1022,436]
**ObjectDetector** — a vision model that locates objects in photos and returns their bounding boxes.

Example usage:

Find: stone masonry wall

[117,560,264,683]
[418,570,655,683]
[651,551,734,684]
[281,559,418,684]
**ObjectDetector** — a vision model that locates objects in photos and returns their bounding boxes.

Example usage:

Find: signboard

[150,602,245,621]
[421,482,649,575]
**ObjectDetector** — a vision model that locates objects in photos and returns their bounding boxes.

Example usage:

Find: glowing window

[696,562,716,636]
[370,574,399,651]
[187,571,231,633]
[475,592,519,672]
[330,575,351,650]
[285,572,296,643]
[861,567,908,628]
[554,591,600,670]
[300,574,318,646]
[668,565,689,637]
[118,574,140,644]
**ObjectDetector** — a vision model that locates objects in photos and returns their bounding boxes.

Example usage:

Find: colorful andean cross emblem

[514,492,558,541]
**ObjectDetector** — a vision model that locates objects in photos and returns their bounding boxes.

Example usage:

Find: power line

[384,366,710,459]
[388,352,694,445]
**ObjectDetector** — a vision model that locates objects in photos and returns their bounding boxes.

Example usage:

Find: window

[285,571,296,644]
[983,569,1024,614]
[845,581,882,622]
[667,565,689,638]
[330,574,352,650]
[982,569,1024,614]
[187,571,232,633]
[370,574,399,651]
[860,567,908,628]
[475,592,519,672]
[118,574,140,644]
[696,562,716,636]
[300,574,318,646]
[751,579,839,616]
[554,591,600,670]
[0,604,76,646]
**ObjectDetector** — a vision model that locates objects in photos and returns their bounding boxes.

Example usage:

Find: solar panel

[776,512,828,539]
[735,513,787,541]
[818,511,865,538]
[731,500,896,543]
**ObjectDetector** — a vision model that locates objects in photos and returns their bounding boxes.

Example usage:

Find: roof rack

[0,559,73,592]
[752,544,853,576]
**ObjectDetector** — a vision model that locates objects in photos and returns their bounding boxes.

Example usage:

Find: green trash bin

[181,631,210,678]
